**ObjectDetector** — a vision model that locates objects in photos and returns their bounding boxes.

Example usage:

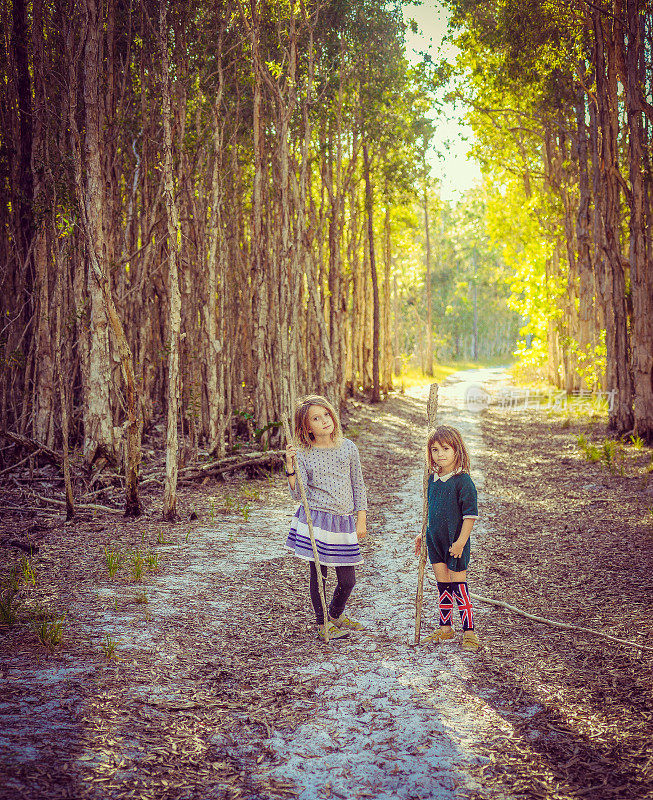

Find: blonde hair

[293,395,342,449]
[426,425,470,474]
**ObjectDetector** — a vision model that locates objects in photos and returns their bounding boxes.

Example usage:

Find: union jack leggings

[437,581,474,631]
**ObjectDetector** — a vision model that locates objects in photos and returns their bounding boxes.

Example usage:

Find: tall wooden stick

[282,415,330,642]
[415,383,439,645]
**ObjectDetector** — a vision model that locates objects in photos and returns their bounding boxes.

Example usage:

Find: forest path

[254,367,517,800]
[0,368,517,800]
[5,367,650,800]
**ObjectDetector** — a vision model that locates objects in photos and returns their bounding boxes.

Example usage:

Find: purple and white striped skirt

[286,506,363,566]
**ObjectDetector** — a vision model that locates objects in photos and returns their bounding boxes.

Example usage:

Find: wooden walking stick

[414,383,439,645]
[281,415,330,642]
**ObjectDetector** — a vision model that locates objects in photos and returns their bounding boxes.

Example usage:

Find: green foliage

[144,552,160,571]
[34,611,66,649]
[577,434,626,473]
[20,556,36,588]
[104,547,122,578]
[101,633,118,659]
[576,434,600,463]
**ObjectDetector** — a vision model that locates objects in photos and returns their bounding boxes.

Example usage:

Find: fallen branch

[0,449,43,477]
[1,432,62,467]
[179,450,284,482]
[30,492,123,516]
[471,591,653,653]
[0,505,59,515]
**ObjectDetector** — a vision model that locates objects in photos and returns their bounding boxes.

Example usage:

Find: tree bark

[591,7,633,432]
[619,0,653,439]
[423,158,433,376]
[362,141,380,402]
[160,0,182,520]
[54,237,74,520]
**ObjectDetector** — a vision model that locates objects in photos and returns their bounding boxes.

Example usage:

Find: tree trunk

[68,1,142,513]
[383,201,392,392]
[77,0,116,466]
[362,141,380,402]
[54,236,74,520]
[591,7,633,432]
[423,160,433,375]
[160,0,182,520]
[574,79,596,386]
[619,0,653,439]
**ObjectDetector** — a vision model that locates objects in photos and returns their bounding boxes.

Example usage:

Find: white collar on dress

[436,468,462,483]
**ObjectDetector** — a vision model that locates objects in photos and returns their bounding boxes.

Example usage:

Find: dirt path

[1,369,651,800]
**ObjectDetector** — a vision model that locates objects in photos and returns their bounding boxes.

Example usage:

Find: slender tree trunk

[160,0,182,520]
[76,0,116,466]
[620,0,653,438]
[12,0,34,269]
[362,141,380,402]
[55,236,74,520]
[205,33,227,457]
[574,79,595,385]
[423,160,433,375]
[68,2,142,513]
[383,201,392,391]
[248,7,273,435]
[591,7,633,432]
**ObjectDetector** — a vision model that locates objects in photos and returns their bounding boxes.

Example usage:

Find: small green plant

[600,439,625,473]
[209,500,216,520]
[240,487,260,501]
[156,531,171,545]
[586,445,601,462]
[35,612,66,649]
[144,551,159,571]
[184,530,191,543]
[601,438,617,466]
[104,547,122,578]
[630,434,645,450]
[101,633,118,659]
[577,434,601,463]
[20,556,36,587]
[130,549,144,581]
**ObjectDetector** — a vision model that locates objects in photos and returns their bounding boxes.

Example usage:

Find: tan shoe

[317,622,350,641]
[329,613,365,631]
[423,627,455,644]
[461,630,480,652]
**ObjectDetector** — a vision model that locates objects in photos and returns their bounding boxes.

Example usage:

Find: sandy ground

[1,367,651,800]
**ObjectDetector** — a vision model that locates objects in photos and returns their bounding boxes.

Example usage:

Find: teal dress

[426,471,478,569]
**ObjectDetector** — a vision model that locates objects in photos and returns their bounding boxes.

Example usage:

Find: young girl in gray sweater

[285,395,367,641]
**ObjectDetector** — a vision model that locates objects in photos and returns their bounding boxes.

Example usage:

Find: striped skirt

[286,506,363,566]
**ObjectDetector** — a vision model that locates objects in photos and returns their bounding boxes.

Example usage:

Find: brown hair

[426,425,470,474]
[293,395,342,449]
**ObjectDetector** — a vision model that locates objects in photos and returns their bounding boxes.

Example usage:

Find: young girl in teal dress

[414,425,480,652]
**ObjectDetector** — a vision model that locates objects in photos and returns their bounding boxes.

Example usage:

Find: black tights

[309,562,356,625]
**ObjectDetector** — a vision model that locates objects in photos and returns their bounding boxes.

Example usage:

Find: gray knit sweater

[288,438,367,515]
